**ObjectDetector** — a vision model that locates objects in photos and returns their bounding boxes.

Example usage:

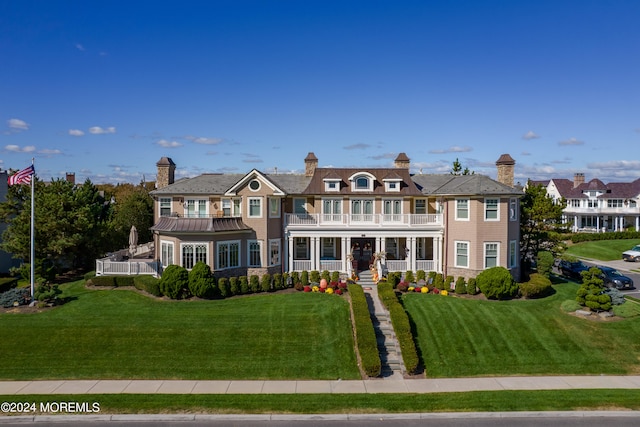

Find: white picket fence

[96,258,161,277]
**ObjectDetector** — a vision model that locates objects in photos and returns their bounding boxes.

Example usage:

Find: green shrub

[404,270,415,284]
[218,277,230,298]
[331,271,340,282]
[444,276,454,290]
[188,262,216,299]
[576,267,611,311]
[388,272,400,288]
[250,275,260,293]
[83,271,96,281]
[605,288,626,305]
[114,276,135,287]
[571,231,640,243]
[433,273,444,290]
[34,282,61,303]
[416,270,426,282]
[467,277,477,295]
[261,273,272,292]
[519,273,552,299]
[377,282,420,374]
[133,275,161,297]
[159,265,190,299]
[310,270,320,283]
[321,270,330,282]
[348,283,381,378]
[454,277,466,294]
[476,267,518,300]
[88,276,116,287]
[300,271,309,286]
[239,276,250,294]
[229,277,240,295]
[536,251,554,278]
[272,273,283,291]
[290,271,300,286]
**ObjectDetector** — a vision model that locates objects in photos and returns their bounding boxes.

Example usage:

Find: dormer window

[348,172,375,192]
[383,178,402,192]
[323,178,341,192]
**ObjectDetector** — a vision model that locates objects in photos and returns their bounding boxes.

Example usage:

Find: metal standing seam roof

[150,217,252,233]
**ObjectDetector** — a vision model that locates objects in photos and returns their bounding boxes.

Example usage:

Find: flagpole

[30,158,35,302]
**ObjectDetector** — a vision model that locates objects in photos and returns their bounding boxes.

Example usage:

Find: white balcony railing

[285,213,443,228]
[564,207,640,215]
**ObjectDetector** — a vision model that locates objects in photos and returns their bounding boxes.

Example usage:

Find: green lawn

[403,283,640,378]
[565,239,640,261]
[0,281,359,381]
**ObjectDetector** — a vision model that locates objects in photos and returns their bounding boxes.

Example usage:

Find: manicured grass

[403,283,640,378]
[565,239,640,261]
[0,281,359,380]
[4,390,640,414]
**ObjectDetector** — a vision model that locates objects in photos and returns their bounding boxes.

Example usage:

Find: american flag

[7,164,35,186]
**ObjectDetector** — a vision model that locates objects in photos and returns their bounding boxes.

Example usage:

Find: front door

[350,238,375,271]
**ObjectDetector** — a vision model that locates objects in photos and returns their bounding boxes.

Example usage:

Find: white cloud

[89,126,116,134]
[558,137,584,146]
[7,118,29,131]
[69,129,85,136]
[369,152,398,160]
[588,160,640,170]
[156,139,183,148]
[185,135,222,145]
[5,144,36,153]
[344,143,371,150]
[75,43,85,51]
[428,146,472,154]
[522,130,540,140]
[38,149,62,156]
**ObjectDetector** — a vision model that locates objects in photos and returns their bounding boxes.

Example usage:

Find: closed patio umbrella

[128,225,138,257]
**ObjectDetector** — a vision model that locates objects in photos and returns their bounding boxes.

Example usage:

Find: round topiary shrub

[454,277,467,294]
[476,266,518,300]
[188,262,216,299]
[519,273,552,299]
[159,264,190,299]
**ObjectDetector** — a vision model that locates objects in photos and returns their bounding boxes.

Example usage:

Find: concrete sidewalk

[2,376,640,395]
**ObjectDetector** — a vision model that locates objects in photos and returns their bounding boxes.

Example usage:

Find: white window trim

[247,240,263,267]
[484,242,500,269]
[383,179,402,192]
[269,197,281,218]
[293,198,307,214]
[222,198,242,217]
[269,239,281,266]
[184,198,209,218]
[455,199,470,221]
[216,240,241,270]
[160,240,174,267]
[415,198,427,214]
[484,198,500,221]
[349,172,375,192]
[323,179,341,192]
[159,198,172,217]
[321,237,336,259]
[455,240,469,268]
[180,241,209,270]
[248,197,263,218]
[248,179,261,192]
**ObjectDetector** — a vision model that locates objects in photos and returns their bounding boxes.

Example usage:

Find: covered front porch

[285,233,443,274]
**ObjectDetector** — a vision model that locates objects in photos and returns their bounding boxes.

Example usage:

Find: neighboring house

[149,153,521,281]
[533,173,640,232]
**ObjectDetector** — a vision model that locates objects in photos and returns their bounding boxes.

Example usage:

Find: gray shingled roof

[411,174,521,196]
[150,174,246,195]
[150,217,252,233]
[265,174,311,194]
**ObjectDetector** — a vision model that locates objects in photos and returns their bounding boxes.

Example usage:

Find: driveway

[578,258,640,298]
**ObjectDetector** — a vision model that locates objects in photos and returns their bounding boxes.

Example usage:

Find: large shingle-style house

[532,174,640,232]
[150,153,522,280]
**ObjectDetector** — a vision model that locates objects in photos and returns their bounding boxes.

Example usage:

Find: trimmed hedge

[348,283,381,378]
[133,275,162,297]
[377,282,420,375]
[519,273,552,299]
[570,231,640,243]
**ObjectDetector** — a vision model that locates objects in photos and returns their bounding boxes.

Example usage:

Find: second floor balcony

[285,213,443,229]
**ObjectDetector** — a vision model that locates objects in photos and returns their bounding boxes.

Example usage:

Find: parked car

[558,260,589,281]
[622,245,640,262]
[597,266,635,290]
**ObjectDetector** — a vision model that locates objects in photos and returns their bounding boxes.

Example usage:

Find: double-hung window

[160,241,174,267]
[248,197,262,218]
[415,199,426,214]
[159,198,171,217]
[456,199,469,220]
[269,239,281,266]
[351,199,374,222]
[383,199,402,222]
[484,242,499,268]
[484,198,499,221]
[322,199,342,222]
[455,241,469,268]
[222,198,241,217]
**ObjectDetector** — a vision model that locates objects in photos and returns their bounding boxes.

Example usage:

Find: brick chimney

[65,172,75,185]
[304,152,318,177]
[573,173,585,188]
[394,152,410,169]
[156,157,176,189]
[495,154,515,187]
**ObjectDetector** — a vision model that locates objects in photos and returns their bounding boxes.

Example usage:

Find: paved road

[577,258,640,298]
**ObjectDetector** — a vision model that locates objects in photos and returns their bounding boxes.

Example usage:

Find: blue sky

[2,0,639,185]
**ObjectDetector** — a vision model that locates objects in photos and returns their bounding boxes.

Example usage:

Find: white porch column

[314,237,321,270]
[409,237,417,272]
[597,216,600,231]
[435,235,443,273]
[375,236,382,254]
[574,215,578,232]
[287,236,294,272]
[636,216,639,231]
[310,237,316,271]
[380,236,386,254]
[341,237,347,272]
